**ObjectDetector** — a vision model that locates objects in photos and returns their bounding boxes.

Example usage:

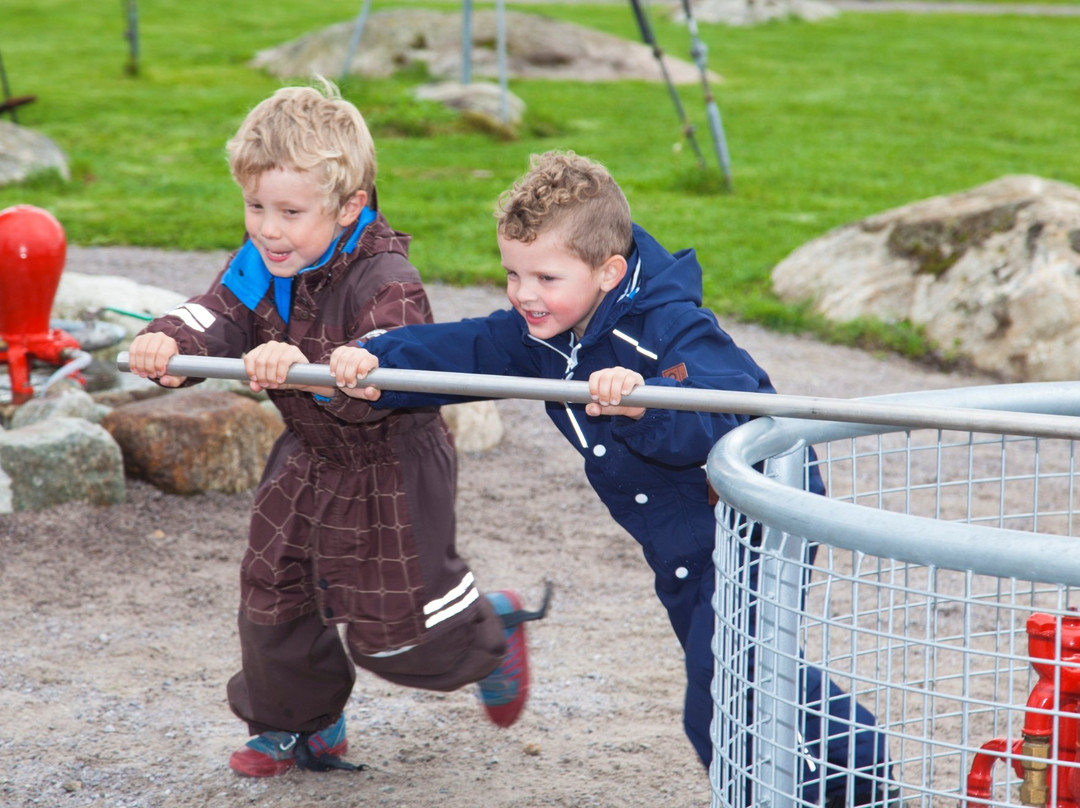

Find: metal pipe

[339,0,374,83]
[629,0,708,170]
[495,0,509,124]
[116,352,1080,439]
[679,0,733,189]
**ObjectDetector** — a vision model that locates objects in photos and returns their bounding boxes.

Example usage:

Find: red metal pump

[0,204,83,404]
[966,612,1080,807]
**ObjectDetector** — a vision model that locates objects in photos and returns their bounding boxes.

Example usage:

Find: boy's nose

[513,279,538,303]
[259,215,281,239]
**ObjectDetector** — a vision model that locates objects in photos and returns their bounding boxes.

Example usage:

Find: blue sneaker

[229,714,350,777]
[478,590,533,728]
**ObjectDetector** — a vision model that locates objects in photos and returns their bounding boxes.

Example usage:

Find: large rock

[53,271,186,340]
[0,120,69,186]
[414,81,526,128]
[771,175,1080,382]
[9,382,103,429]
[0,416,125,513]
[675,0,839,26]
[102,389,285,495]
[442,400,504,453]
[252,9,717,85]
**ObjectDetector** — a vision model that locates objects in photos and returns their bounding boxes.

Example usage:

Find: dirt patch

[0,247,996,808]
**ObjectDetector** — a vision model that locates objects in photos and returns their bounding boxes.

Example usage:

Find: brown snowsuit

[139,212,504,735]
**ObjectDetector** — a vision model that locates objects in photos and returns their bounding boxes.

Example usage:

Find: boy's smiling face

[243,168,364,278]
[499,228,626,340]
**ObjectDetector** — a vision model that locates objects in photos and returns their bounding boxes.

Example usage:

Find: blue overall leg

[659,559,891,806]
[654,568,717,765]
[800,666,891,806]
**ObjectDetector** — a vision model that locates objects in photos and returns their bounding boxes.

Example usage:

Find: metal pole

[0,49,17,124]
[628,0,708,171]
[115,353,1080,440]
[753,449,809,808]
[679,0,733,190]
[495,0,509,124]
[340,0,375,83]
[123,0,140,77]
[462,0,473,84]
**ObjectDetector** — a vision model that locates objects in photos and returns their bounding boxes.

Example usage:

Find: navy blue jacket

[364,224,824,593]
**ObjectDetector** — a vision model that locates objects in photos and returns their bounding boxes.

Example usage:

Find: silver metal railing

[706,382,1080,808]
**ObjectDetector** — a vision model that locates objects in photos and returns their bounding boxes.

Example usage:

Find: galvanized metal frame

[705,381,1080,808]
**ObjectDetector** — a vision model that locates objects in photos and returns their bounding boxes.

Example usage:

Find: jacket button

[675,566,689,579]
[592,444,607,457]
[318,579,329,590]
[635,493,648,504]
[324,607,333,618]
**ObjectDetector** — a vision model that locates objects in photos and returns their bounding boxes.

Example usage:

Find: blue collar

[222,205,376,322]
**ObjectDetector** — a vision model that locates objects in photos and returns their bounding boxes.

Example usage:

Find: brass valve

[1018,735,1051,806]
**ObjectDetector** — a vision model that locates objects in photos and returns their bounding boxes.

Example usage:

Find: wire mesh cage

[705,382,1080,808]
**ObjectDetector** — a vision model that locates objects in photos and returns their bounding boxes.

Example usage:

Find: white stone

[771,175,1080,382]
[251,10,717,85]
[441,400,504,453]
[53,272,185,339]
[415,82,525,127]
[674,0,839,26]
[0,121,69,186]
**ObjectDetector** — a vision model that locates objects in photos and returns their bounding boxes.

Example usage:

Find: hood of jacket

[537,223,702,357]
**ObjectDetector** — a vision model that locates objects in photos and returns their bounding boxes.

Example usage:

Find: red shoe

[480,589,548,728]
[229,714,349,777]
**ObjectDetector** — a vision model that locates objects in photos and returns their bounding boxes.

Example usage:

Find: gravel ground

[0,246,999,808]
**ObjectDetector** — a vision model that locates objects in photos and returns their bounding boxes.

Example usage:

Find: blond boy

[128,81,537,777]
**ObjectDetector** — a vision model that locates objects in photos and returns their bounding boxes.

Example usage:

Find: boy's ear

[599,254,628,292]
[337,190,368,227]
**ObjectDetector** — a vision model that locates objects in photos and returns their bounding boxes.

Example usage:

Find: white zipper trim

[529,332,590,449]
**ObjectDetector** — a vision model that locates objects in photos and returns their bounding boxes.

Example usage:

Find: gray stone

[101,389,285,495]
[53,272,186,340]
[0,416,125,513]
[0,120,70,186]
[415,81,526,128]
[9,382,101,429]
[674,0,839,26]
[0,458,11,514]
[252,9,717,85]
[771,175,1080,382]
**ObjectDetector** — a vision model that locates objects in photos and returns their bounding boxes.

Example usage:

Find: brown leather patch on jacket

[662,362,688,382]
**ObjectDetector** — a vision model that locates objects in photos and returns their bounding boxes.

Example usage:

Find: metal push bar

[115,352,1080,439]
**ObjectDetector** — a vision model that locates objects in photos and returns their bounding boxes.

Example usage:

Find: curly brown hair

[495,151,632,268]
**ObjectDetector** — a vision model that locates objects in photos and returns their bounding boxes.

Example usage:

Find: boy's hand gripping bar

[115,352,1080,440]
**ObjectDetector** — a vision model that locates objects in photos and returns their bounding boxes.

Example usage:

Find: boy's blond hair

[496,151,633,269]
[227,78,376,213]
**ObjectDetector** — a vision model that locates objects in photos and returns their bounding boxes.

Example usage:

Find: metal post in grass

[495,0,509,124]
[340,0,374,83]
[678,0,733,190]
[123,0,140,77]
[462,0,473,84]
[629,0,708,171]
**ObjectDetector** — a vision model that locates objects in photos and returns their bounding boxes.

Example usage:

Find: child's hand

[127,332,187,387]
[329,345,383,401]
[587,366,646,419]
[243,341,310,393]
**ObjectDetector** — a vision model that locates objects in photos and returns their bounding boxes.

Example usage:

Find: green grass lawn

[3,1,1080,356]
